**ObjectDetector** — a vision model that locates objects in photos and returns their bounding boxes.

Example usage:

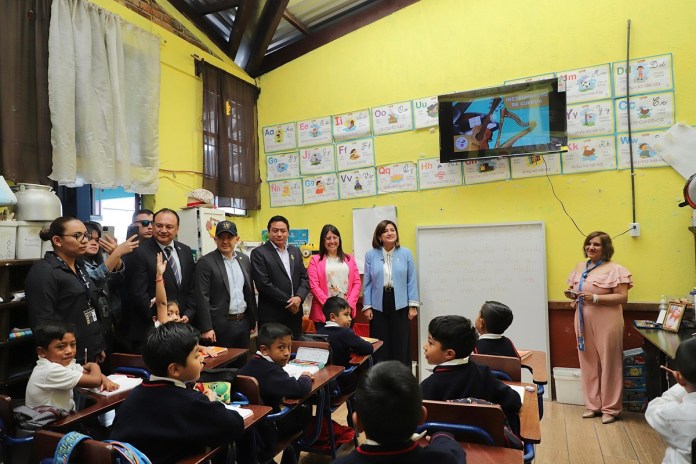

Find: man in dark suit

[194,220,257,360]
[251,215,310,338]
[124,208,196,353]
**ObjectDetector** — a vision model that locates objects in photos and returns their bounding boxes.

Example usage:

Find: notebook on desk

[224,404,253,419]
[516,350,532,360]
[199,346,228,357]
[360,336,380,344]
[283,346,329,379]
[91,374,142,397]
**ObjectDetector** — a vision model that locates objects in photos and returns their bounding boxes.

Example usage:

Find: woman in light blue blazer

[362,220,419,365]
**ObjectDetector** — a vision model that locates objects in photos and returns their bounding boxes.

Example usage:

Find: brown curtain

[201,61,260,211]
[0,0,53,184]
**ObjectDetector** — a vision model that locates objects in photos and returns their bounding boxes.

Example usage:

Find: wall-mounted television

[439,78,567,162]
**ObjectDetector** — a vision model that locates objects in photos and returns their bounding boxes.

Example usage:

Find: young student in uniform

[237,323,313,462]
[420,315,522,434]
[110,322,245,464]
[473,301,520,358]
[317,296,373,368]
[645,337,696,464]
[333,360,466,464]
[152,252,181,326]
[25,321,118,411]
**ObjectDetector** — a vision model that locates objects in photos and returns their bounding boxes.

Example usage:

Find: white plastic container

[553,367,584,405]
[16,221,44,259]
[0,222,17,259]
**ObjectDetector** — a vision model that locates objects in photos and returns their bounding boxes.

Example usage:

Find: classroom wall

[256,0,696,303]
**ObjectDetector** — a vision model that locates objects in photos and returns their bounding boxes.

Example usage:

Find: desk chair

[0,394,33,463]
[110,353,151,379]
[34,430,115,463]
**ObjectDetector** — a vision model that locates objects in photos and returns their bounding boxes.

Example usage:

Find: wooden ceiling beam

[198,0,243,16]
[244,0,290,76]
[168,0,230,52]
[255,0,420,77]
[283,10,310,36]
[227,0,256,58]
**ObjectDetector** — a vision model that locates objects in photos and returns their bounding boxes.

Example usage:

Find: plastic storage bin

[553,367,584,405]
[0,222,17,259]
[15,221,43,259]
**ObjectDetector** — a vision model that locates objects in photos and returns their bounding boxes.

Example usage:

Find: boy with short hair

[420,315,521,434]
[473,301,520,358]
[238,323,313,462]
[110,322,245,464]
[645,337,696,464]
[317,296,373,367]
[333,360,466,464]
[26,322,118,410]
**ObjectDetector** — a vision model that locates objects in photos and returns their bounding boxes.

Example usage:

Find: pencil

[84,348,88,365]
[660,364,675,375]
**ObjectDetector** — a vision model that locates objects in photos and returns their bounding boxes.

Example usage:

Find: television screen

[439,78,567,162]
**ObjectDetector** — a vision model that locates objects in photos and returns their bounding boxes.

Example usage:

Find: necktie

[164,246,181,285]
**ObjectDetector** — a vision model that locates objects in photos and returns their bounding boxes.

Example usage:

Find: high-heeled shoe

[601,413,617,424]
[582,410,599,418]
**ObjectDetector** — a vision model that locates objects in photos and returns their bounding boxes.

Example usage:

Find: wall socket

[630,223,640,237]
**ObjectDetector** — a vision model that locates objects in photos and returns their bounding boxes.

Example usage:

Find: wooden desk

[519,349,548,385]
[283,365,344,405]
[463,442,523,463]
[242,404,272,429]
[634,326,693,399]
[48,389,131,430]
[203,347,247,369]
[350,340,383,365]
[503,381,541,444]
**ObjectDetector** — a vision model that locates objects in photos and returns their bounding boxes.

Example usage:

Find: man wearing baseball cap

[194,220,257,359]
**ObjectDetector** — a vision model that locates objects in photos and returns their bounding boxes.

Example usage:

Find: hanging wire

[542,156,585,237]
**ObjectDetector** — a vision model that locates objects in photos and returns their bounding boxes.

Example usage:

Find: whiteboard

[352,206,397,273]
[416,222,549,384]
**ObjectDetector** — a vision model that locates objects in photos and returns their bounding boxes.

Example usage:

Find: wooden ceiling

[168,0,419,77]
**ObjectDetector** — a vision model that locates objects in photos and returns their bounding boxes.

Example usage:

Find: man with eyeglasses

[123,208,196,353]
[130,209,154,242]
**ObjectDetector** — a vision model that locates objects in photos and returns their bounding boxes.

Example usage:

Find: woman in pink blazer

[307,224,362,329]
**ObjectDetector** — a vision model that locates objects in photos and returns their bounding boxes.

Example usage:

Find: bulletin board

[352,205,397,273]
[416,222,550,385]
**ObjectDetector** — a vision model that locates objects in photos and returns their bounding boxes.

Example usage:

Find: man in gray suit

[194,221,257,356]
[251,215,309,338]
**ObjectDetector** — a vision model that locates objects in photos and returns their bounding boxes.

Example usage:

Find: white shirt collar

[149,374,187,388]
[271,241,287,252]
[364,429,427,446]
[324,321,340,328]
[426,356,469,372]
[255,351,274,363]
[479,333,503,340]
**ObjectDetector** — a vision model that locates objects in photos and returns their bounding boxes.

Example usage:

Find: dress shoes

[582,410,599,418]
[601,413,617,424]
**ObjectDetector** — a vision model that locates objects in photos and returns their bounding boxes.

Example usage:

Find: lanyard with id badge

[55,255,98,325]
[577,259,603,351]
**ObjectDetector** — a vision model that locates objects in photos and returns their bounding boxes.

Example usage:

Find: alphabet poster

[413,96,439,129]
[462,158,510,185]
[566,100,615,137]
[332,110,371,142]
[561,63,612,104]
[302,174,339,204]
[612,53,673,97]
[338,168,377,199]
[418,158,463,189]
[297,116,332,147]
[616,130,668,169]
[299,144,336,175]
[562,136,617,174]
[336,138,375,171]
[510,153,562,178]
[262,122,297,153]
[266,152,300,181]
[371,101,414,135]
[269,179,303,207]
[377,162,418,193]
[614,92,675,132]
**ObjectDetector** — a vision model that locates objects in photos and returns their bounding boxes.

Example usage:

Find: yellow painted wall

[96,0,260,239]
[257,0,696,302]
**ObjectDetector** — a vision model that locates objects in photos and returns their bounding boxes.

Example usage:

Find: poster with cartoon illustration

[262,122,297,153]
[269,179,303,207]
[299,144,336,175]
[266,152,300,181]
[567,100,615,137]
[418,158,463,189]
[376,162,418,193]
[336,138,375,171]
[614,92,675,132]
[612,53,673,97]
[561,64,612,103]
[338,168,377,199]
[302,174,339,204]
[332,110,371,142]
[297,116,333,147]
[504,73,556,85]
[562,137,617,174]
[462,158,510,185]
[413,96,439,129]
[616,130,668,169]
[510,153,562,178]
[371,101,414,135]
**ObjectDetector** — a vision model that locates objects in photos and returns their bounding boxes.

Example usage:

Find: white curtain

[48,0,160,194]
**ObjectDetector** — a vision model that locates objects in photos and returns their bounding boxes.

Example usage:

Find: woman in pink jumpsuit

[565,231,632,424]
